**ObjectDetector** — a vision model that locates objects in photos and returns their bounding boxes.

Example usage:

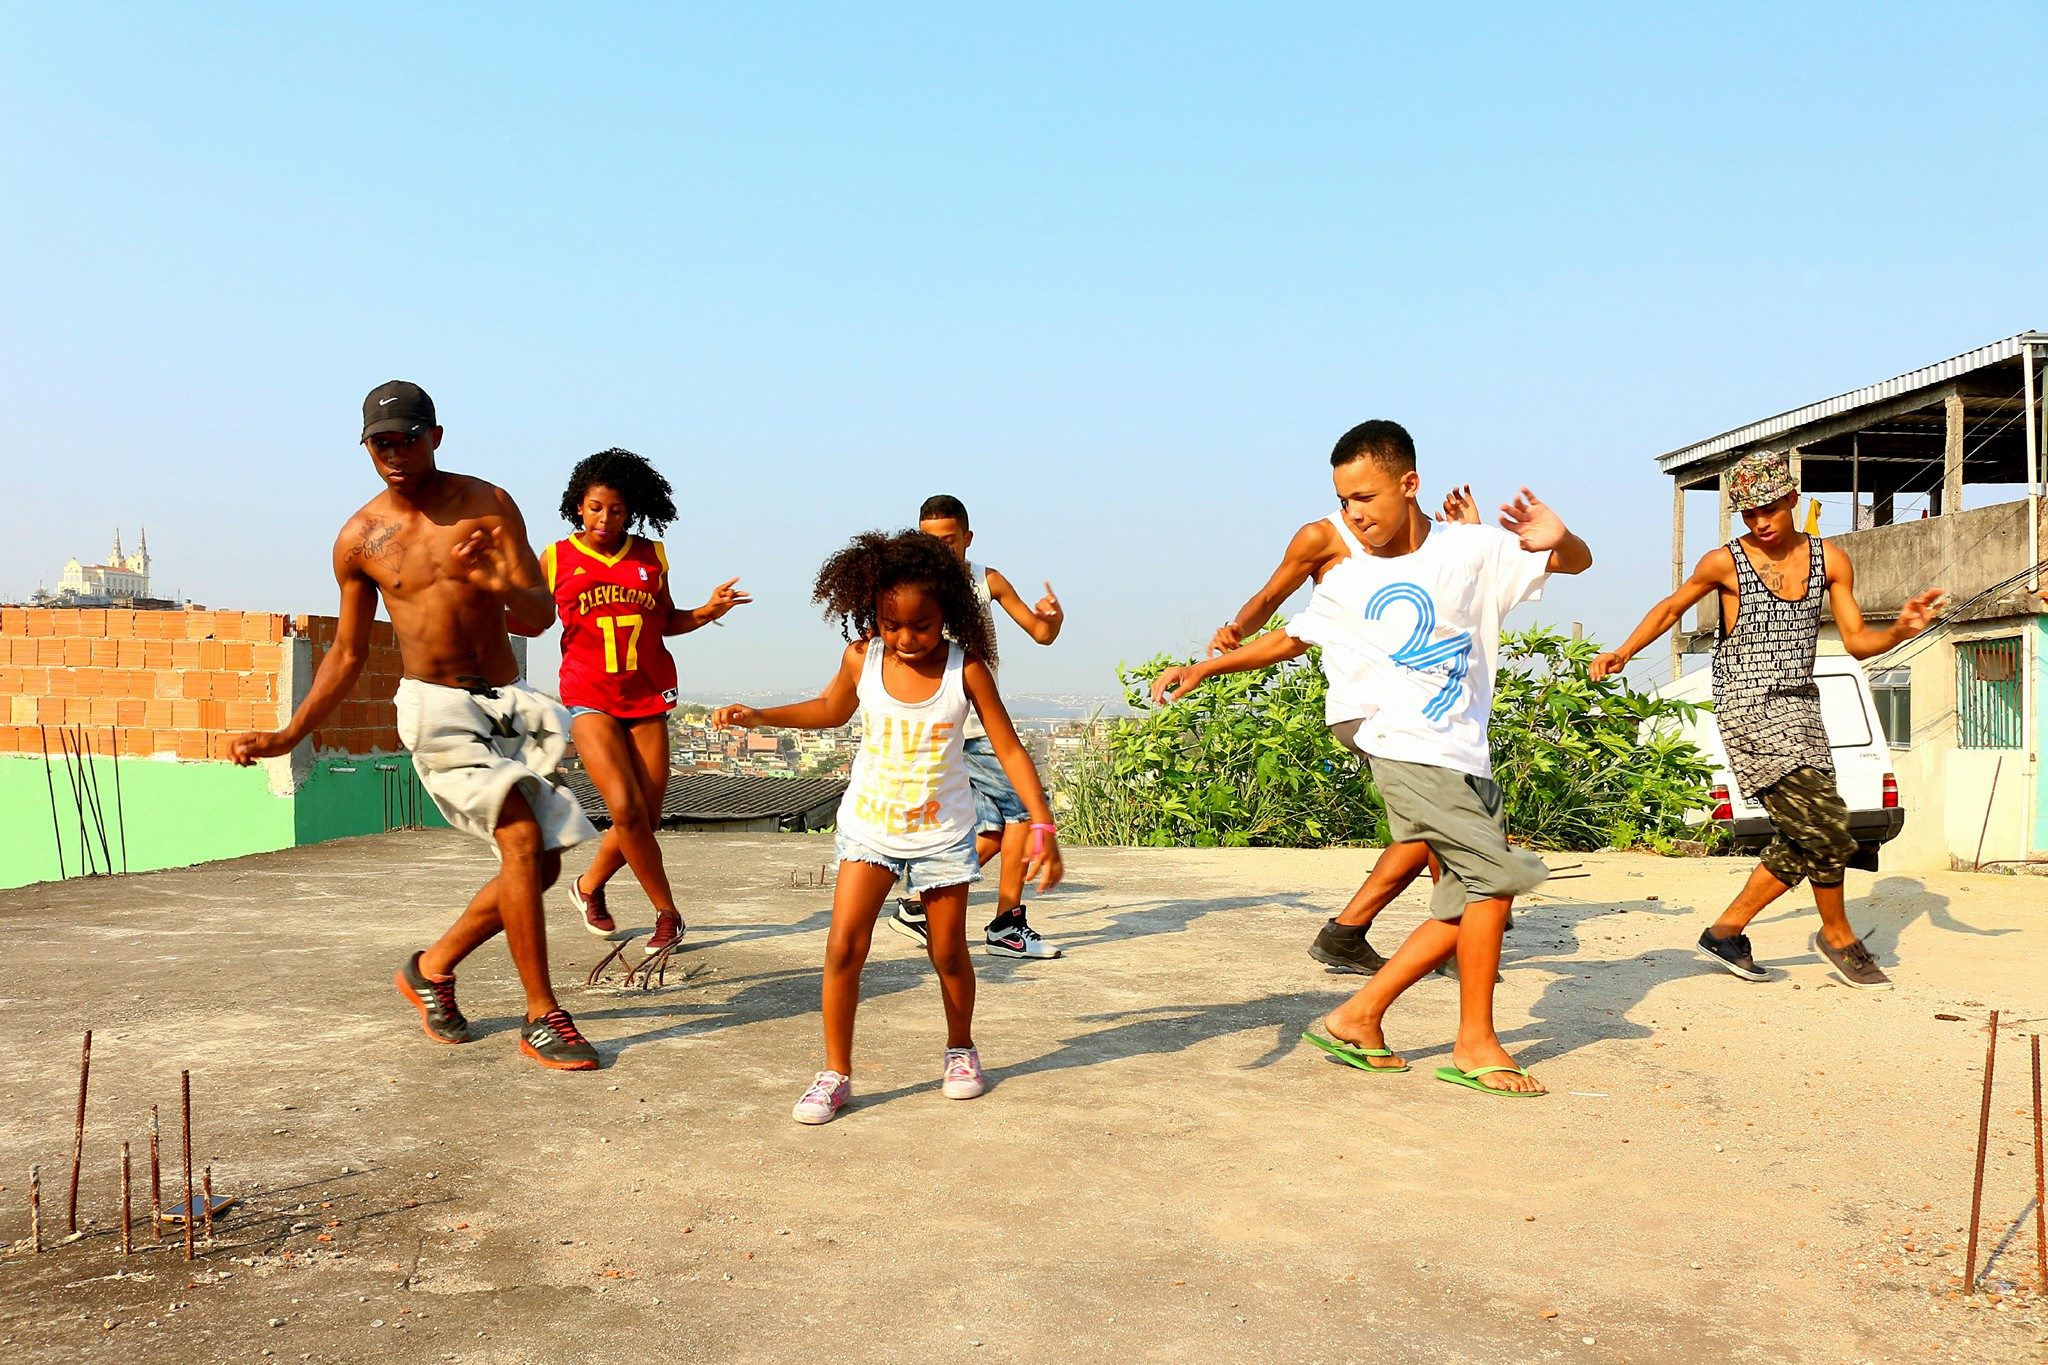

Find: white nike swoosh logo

[379,397,398,405]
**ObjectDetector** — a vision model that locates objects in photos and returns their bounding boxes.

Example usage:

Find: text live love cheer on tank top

[835,641,976,858]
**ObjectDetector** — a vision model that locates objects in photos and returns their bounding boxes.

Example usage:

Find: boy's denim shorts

[835,828,982,893]
[963,736,1028,834]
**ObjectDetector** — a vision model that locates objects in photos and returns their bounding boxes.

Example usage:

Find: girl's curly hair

[558,448,678,534]
[812,530,997,670]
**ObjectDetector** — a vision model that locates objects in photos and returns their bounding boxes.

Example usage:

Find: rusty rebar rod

[201,1167,213,1243]
[147,1105,161,1242]
[1966,1009,2000,1291]
[2033,1034,2044,1293]
[121,1141,132,1255]
[28,1165,41,1253]
[180,1070,194,1262]
[67,1030,91,1233]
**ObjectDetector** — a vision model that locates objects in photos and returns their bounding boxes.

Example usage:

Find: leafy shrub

[1056,625,1716,853]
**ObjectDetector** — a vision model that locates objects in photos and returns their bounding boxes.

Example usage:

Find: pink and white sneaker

[792,1070,851,1125]
[941,1047,985,1100]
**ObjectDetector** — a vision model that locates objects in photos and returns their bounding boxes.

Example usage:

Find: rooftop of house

[557,770,847,825]
[0,834,2040,1358]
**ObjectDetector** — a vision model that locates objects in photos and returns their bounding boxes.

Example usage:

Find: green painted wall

[293,754,449,845]
[0,755,294,890]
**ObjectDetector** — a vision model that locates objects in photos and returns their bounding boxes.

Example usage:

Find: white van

[1655,656,1904,864]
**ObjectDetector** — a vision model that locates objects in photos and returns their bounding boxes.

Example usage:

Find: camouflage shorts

[1756,766,1855,889]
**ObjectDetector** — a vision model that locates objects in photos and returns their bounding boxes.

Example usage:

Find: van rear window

[1819,673,1873,749]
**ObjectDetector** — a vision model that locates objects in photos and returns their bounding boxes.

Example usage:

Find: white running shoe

[984,907,1060,959]
[941,1047,986,1100]
[792,1070,851,1125]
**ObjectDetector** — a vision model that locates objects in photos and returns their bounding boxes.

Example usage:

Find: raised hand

[1498,487,1568,552]
[1034,581,1063,626]
[451,523,518,596]
[709,704,759,729]
[1587,651,1626,682]
[699,578,753,623]
[1438,484,1479,525]
[1895,587,1947,640]
[1150,665,1203,706]
[1207,622,1243,656]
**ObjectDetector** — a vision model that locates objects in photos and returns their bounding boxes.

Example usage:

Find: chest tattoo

[358,519,404,569]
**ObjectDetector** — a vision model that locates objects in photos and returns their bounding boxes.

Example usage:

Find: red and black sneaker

[394,952,472,1045]
[519,1009,601,1071]
[644,910,685,957]
[569,874,617,937]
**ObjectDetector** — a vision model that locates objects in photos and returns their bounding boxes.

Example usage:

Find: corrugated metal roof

[560,770,846,826]
[1656,332,2042,476]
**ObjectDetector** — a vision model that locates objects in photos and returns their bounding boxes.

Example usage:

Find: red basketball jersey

[543,534,679,718]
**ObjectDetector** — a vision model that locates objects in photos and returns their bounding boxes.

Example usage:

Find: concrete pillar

[1717,466,1733,544]
[1670,480,1686,679]
[1872,490,1895,527]
[1943,390,1966,517]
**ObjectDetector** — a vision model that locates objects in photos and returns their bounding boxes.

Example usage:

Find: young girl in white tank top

[710,530,1064,1126]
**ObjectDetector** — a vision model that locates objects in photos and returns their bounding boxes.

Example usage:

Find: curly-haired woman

[524,448,749,956]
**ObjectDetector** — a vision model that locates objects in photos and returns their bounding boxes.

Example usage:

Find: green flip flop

[1434,1064,1545,1098]
[1302,1019,1409,1073]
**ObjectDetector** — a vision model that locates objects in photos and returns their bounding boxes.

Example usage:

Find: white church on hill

[54,527,153,604]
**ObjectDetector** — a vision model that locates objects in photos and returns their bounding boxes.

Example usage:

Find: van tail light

[1882,774,1898,810]
[1709,784,1733,822]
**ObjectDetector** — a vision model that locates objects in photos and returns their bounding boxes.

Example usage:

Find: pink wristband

[1029,822,1056,856]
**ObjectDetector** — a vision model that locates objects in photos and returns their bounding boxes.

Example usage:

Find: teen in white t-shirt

[1152,420,1591,1099]
[1285,520,1550,780]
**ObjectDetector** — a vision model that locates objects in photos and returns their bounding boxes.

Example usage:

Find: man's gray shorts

[1332,722,1548,922]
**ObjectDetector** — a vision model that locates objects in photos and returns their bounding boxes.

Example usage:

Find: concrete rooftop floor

[0,831,2044,1363]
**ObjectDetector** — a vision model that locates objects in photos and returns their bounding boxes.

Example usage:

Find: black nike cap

[361,380,437,440]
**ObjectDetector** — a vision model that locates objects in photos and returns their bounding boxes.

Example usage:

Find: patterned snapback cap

[1727,450,1797,511]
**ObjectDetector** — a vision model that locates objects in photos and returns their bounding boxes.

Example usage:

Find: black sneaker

[887,899,930,946]
[519,1009,601,1071]
[1308,920,1388,975]
[394,952,472,1044]
[985,906,1061,959]
[1697,927,1768,981]
[1814,933,1892,990]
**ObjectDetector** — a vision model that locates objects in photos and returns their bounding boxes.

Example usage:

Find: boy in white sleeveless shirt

[1154,421,1591,1097]
[888,495,1068,960]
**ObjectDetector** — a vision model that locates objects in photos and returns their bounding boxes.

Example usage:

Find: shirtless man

[232,381,603,1070]
[1207,486,1478,975]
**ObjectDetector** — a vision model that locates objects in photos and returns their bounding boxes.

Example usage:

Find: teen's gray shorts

[1331,722,1548,921]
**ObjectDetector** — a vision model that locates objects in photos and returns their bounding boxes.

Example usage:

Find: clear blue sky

[4,5,2044,700]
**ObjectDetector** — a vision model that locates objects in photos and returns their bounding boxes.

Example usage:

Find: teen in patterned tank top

[1593,451,1945,989]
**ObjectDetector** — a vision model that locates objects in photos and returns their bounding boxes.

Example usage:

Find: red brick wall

[294,614,404,754]
[0,608,403,760]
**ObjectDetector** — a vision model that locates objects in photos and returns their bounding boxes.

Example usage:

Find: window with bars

[1868,668,1911,748]
[1955,638,2023,749]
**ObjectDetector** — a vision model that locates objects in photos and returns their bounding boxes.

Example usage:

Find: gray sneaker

[1308,921,1388,975]
[394,952,471,1044]
[1697,927,1769,981]
[1814,933,1892,990]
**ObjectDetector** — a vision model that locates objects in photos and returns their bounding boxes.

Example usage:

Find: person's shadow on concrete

[1749,874,2015,961]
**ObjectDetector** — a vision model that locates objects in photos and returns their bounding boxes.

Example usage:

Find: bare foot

[1450,1040,1544,1094]
[1319,1012,1406,1071]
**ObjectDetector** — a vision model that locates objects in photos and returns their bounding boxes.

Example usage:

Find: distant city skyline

[5,7,2044,700]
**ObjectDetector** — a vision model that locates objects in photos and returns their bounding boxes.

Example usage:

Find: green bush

[1056,625,1717,854]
